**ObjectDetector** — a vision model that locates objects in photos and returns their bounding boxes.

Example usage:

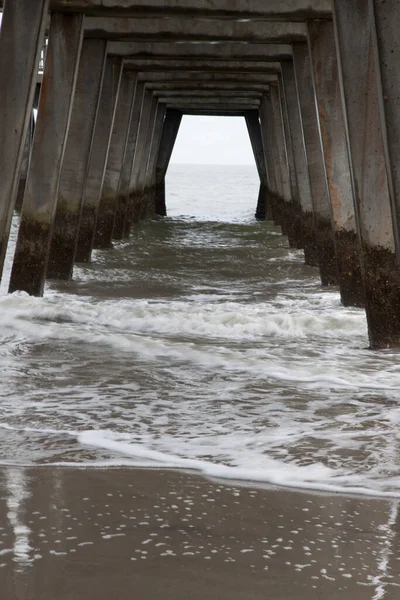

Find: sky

[170,116,255,165]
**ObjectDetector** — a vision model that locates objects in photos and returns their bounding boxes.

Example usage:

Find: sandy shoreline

[1,466,399,599]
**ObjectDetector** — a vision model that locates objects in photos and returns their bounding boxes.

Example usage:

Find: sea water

[1,163,400,498]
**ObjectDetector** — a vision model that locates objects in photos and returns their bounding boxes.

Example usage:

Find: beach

[1,467,399,599]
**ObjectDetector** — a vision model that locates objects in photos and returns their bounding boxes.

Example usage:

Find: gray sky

[170,116,255,165]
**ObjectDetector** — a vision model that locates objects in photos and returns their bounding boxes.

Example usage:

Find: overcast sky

[170,116,255,165]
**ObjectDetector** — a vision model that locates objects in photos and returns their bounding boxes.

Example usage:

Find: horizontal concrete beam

[123,59,282,74]
[138,72,278,84]
[146,83,270,93]
[47,1,332,20]
[108,41,293,60]
[84,17,307,42]
[165,103,260,111]
[181,111,247,117]
[160,97,260,106]
[155,90,263,100]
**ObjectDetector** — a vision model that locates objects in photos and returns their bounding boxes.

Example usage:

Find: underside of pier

[1,0,400,348]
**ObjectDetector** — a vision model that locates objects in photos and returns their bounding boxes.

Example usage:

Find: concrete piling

[128,90,154,225]
[308,20,364,307]
[75,56,123,262]
[9,12,84,296]
[144,102,167,217]
[154,109,183,217]
[245,110,269,221]
[94,70,137,249]
[113,81,146,240]
[47,39,107,280]
[0,0,49,281]
[280,62,317,266]
[292,43,338,287]
[334,0,400,347]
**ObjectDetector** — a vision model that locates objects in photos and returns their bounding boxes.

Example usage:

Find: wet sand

[1,467,400,599]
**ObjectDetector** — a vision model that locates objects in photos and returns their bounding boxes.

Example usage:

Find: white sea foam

[1,166,399,501]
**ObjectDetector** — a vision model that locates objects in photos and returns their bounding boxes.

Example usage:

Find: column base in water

[155,180,167,217]
[113,194,129,240]
[255,183,267,220]
[364,246,400,349]
[9,217,51,296]
[301,210,319,267]
[93,192,116,249]
[75,204,97,262]
[335,229,365,308]
[314,216,338,286]
[47,205,79,279]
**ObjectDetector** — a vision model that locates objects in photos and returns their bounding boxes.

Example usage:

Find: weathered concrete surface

[9,13,84,296]
[278,73,301,243]
[94,70,137,249]
[109,41,292,61]
[147,82,270,93]
[123,59,282,75]
[163,102,260,111]
[75,56,122,262]
[0,0,49,282]
[370,0,400,258]
[127,90,154,226]
[259,97,279,223]
[113,81,146,240]
[15,115,35,212]
[109,41,293,61]
[48,0,333,19]
[292,43,338,287]
[47,39,107,280]
[139,72,278,84]
[84,18,307,43]
[154,109,182,217]
[281,62,317,265]
[334,0,400,348]
[273,82,301,246]
[146,102,167,187]
[261,95,287,231]
[135,96,159,220]
[245,111,268,220]
[308,20,363,307]
[138,102,167,221]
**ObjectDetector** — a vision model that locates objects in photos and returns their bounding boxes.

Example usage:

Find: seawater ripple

[0,164,399,499]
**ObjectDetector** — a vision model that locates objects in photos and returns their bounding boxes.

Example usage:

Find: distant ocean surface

[1,163,399,498]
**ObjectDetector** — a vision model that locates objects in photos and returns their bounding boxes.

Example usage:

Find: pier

[1,0,400,348]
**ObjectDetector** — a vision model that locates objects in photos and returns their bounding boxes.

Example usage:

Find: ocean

[1,163,399,499]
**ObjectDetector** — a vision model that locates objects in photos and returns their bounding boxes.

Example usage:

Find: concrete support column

[259,100,278,222]
[0,0,49,282]
[308,20,364,307]
[135,96,159,220]
[334,0,400,347]
[94,70,137,249]
[278,73,302,244]
[9,13,84,296]
[129,90,154,225]
[113,81,146,240]
[245,110,269,220]
[47,39,107,280]
[281,62,317,265]
[144,102,167,216]
[15,114,35,212]
[75,56,122,262]
[154,109,182,217]
[292,43,338,286]
[271,83,298,246]
[262,93,288,236]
